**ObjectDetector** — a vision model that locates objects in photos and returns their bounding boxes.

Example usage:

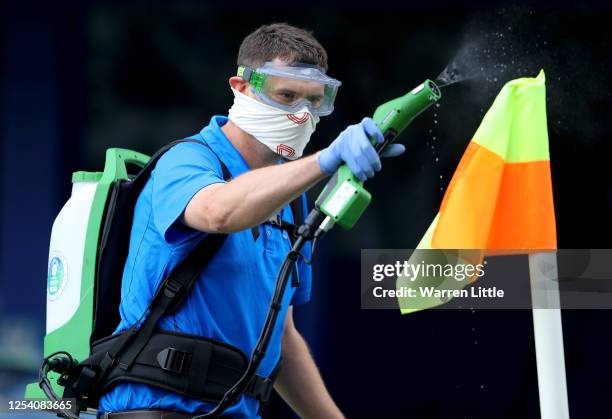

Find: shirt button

[282,231,289,239]
[266,229,272,237]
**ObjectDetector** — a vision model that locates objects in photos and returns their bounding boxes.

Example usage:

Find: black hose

[192,236,306,418]
[38,351,80,419]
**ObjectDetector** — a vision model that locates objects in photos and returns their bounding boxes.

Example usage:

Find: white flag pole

[528,252,570,419]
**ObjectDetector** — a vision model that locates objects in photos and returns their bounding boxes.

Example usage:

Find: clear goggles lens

[238,62,341,116]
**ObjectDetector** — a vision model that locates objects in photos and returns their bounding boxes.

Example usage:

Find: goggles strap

[237,66,266,92]
[237,65,252,81]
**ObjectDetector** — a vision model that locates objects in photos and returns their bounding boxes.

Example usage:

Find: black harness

[61,139,304,416]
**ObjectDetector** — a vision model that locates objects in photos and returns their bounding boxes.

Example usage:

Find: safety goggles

[237,62,342,116]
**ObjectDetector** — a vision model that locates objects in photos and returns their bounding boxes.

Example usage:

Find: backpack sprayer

[29,79,441,418]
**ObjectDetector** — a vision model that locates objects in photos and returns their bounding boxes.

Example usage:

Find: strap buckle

[156,347,192,375]
[99,352,115,371]
[266,214,297,238]
[72,365,97,394]
[266,214,283,227]
[163,277,182,298]
[245,375,275,403]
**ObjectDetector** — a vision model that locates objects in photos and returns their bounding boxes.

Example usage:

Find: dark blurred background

[1,1,612,418]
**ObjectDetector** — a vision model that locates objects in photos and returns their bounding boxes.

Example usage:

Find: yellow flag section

[398,70,557,314]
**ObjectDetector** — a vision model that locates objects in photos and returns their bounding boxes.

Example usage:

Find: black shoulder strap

[114,232,228,371]
[290,195,305,227]
[132,138,230,193]
[129,140,186,193]
[116,138,231,368]
[89,138,231,387]
[288,195,305,287]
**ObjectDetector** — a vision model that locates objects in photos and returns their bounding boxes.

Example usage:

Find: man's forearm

[184,152,327,233]
[275,326,344,419]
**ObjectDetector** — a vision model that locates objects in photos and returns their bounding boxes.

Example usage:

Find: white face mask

[228,88,319,160]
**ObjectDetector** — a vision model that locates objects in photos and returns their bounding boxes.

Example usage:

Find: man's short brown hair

[237,23,328,71]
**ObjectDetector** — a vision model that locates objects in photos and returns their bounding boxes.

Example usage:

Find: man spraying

[99,23,404,419]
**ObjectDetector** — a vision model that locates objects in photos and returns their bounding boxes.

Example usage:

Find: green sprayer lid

[72,171,103,183]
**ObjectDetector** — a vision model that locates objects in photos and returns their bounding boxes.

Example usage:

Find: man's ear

[229,76,249,93]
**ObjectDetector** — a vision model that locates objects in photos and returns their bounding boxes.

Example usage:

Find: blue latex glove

[317,117,406,181]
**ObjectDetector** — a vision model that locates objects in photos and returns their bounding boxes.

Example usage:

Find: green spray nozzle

[313,79,442,231]
[372,79,442,154]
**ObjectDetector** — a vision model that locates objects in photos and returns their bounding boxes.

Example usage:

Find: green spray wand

[299,79,442,240]
[198,79,442,417]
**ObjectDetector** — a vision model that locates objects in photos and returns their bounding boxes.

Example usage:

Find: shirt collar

[198,115,251,178]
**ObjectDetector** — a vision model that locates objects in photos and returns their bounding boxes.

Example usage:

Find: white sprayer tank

[46,172,101,334]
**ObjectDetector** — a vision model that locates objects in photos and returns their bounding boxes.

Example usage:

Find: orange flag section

[432,141,556,250]
[430,70,557,252]
[398,71,557,314]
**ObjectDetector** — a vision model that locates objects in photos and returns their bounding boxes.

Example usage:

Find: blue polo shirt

[99,115,312,418]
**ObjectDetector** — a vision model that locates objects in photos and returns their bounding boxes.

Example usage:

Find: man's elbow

[200,203,234,234]
[184,199,233,234]
[182,183,238,234]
